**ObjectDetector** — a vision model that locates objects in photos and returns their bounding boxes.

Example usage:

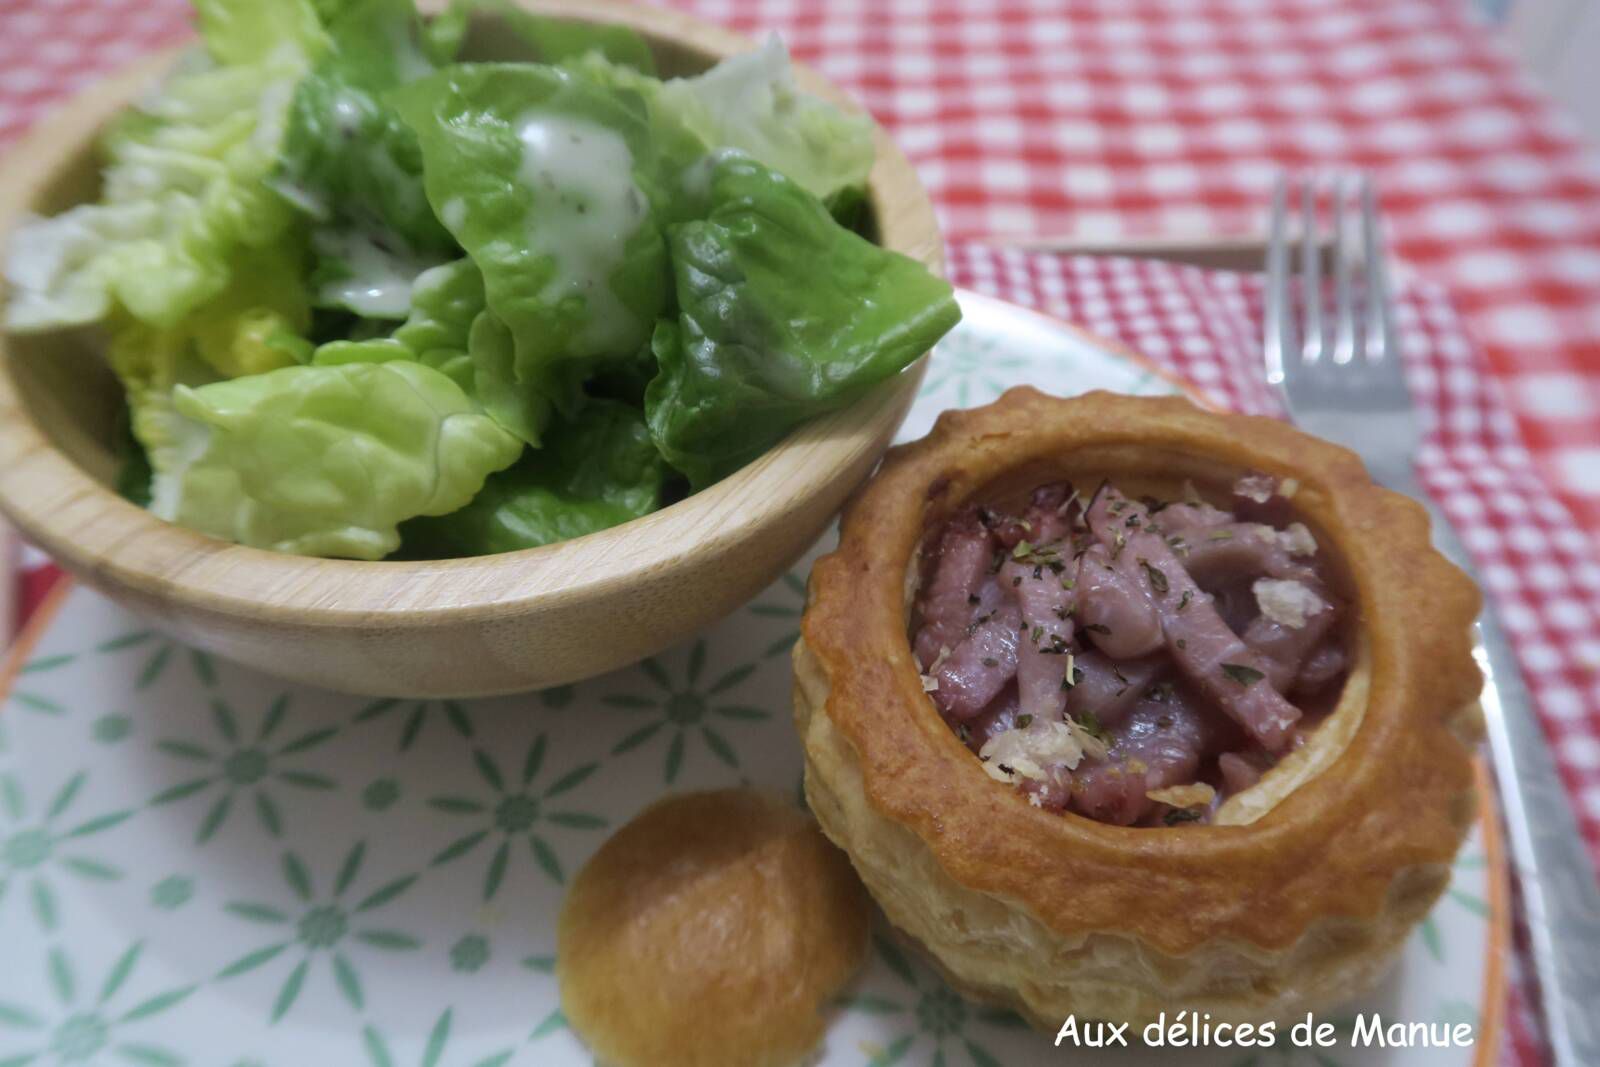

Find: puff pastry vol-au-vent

[793,388,1483,1028]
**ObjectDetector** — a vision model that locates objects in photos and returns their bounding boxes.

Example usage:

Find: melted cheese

[1253,578,1327,629]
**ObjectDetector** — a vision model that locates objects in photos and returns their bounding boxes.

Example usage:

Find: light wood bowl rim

[0,0,944,629]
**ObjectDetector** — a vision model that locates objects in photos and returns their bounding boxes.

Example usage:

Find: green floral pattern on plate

[0,941,194,1066]
[0,771,130,934]
[151,696,340,844]
[842,936,1027,1067]
[425,734,604,896]
[601,641,770,785]
[0,293,1496,1065]
[94,630,217,691]
[217,842,422,1022]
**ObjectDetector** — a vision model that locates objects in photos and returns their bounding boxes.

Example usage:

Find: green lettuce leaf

[183,241,315,377]
[313,258,550,443]
[391,62,670,415]
[274,0,459,318]
[114,418,156,509]
[428,1,655,72]
[555,53,715,225]
[312,257,481,390]
[463,308,549,447]
[560,41,874,217]
[161,360,522,559]
[656,36,874,203]
[310,334,468,391]
[646,154,960,488]
[3,0,326,332]
[497,7,656,73]
[107,238,314,518]
[195,0,327,65]
[421,0,473,66]
[389,258,483,357]
[108,324,221,522]
[398,398,667,557]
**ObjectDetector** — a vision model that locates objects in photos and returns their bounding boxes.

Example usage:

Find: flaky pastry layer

[794,388,1482,1026]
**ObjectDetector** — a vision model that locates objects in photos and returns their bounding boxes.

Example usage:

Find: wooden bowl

[0,0,942,697]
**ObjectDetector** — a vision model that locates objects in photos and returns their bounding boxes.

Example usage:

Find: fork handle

[1402,479,1600,1067]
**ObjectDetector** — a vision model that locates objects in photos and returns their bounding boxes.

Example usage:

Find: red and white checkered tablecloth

[5,1,1597,524]
[3,2,1599,1064]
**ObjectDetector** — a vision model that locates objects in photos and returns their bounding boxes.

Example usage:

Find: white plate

[0,291,1505,1067]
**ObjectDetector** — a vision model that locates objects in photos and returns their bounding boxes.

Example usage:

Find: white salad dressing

[330,89,365,131]
[313,229,440,319]
[514,113,648,349]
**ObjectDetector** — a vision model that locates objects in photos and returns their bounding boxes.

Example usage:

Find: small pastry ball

[558,788,870,1067]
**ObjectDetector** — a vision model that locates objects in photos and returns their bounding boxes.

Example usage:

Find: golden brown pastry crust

[557,789,870,1067]
[795,388,1482,1026]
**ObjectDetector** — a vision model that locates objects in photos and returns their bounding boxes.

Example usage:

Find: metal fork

[1266,174,1600,1067]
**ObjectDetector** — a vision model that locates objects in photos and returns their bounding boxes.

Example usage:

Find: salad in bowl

[4,0,960,562]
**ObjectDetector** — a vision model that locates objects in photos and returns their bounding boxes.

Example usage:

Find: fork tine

[1361,177,1398,365]
[1264,174,1298,385]
[1330,177,1357,364]
[1299,179,1323,362]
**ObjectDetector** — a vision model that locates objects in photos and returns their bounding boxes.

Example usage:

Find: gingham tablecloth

[3,2,1599,1064]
